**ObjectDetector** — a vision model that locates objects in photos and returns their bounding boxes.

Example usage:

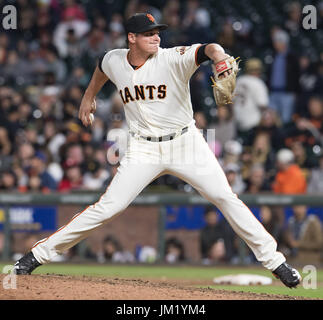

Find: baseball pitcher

[14,13,301,288]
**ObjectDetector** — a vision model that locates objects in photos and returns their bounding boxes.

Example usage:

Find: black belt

[131,126,188,142]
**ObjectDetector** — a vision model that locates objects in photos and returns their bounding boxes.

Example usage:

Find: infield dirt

[0,274,308,300]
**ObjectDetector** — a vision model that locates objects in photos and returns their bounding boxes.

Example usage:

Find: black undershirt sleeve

[97,54,105,73]
[196,44,211,65]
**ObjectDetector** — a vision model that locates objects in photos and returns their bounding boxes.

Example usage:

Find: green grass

[202,285,323,299]
[1,262,322,299]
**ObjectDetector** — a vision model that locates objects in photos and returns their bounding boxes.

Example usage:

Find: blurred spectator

[181,0,212,44]
[60,27,81,68]
[209,105,236,152]
[224,163,246,195]
[137,0,163,22]
[2,50,31,87]
[165,237,186,263]
[27,151,57,192]
[233,58,269,144]
[24,124,40,148]
[272,148,307,194]
[136,245,157,263]
[79,27,109,75]
[217,19,236,54]
[11,161,28,192]
[283,96,323,158]
[290,141,318,180]
[65,66,89,88]
[44,48,67,83]
[221,140,243,167]
[53,0,90,58]
[259,205,284,246]
[91,117,106,144]
[63,241,96,262]
[105,14,126,50]
[5,105,21,142]
[58,158,83,192]
[234,19,255,55]
[97,235,134,263]
[268,29,300,124]
[64,143,85,165]
[161,1,184,48]
[27,174,43,192]
[0,126,12,157]
[250,131,276,173]
[83,160,110,190]
[190,70,210,116]
[0,0,321,203]
[283,205,323,262]
[307,154,323,194]
[250,109,284,152]
[16,142,35,171]
[284,1,302,34]
[297,56,323,116]
[0,170,18,191]
[199,207,236,264]
[17,102,34,130]
[194,111,207,130]
[42,120,66,161]
[244,164,271,194]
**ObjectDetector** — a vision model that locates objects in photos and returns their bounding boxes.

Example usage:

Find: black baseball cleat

[272,262,301,288]
[14,252,42,275]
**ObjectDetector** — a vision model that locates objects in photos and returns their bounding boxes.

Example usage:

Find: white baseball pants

[32,125,285,270]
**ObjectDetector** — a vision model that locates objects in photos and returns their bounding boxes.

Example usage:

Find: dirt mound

[0,274,305,300]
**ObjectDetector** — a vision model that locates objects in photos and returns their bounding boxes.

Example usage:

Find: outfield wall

[1,193,323,263]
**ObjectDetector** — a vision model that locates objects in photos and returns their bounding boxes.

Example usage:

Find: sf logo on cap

[146,14,155,22]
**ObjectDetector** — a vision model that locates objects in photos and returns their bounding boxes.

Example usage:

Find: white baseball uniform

[32,44,285,270]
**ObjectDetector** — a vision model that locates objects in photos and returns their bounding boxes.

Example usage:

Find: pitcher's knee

[92,199,129,221]
[206,189,238,206]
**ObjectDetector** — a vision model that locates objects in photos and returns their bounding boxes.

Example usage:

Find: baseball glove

[211,56,241,105]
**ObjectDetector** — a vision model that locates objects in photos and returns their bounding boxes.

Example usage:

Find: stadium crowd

[0,0,322,263]
[0,0,322,195]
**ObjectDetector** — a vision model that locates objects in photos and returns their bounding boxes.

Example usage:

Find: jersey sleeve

[166,43,202,83]
[100,51,114,82]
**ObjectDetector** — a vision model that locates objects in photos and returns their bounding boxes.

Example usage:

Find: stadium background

[0,0,322,270]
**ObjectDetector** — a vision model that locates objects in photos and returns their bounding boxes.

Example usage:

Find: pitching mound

[0,274,307,300]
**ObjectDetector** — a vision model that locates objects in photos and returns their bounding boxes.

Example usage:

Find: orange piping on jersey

[32,182,113,250]
[31,206,90,250]
[195,44,203,66]
[135,63,145,70]
[126,51,148,71]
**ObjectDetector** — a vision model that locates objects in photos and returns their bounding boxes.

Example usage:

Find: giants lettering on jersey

[119,85,167,104]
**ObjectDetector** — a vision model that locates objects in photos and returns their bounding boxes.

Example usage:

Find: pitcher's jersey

[100,44,201,136]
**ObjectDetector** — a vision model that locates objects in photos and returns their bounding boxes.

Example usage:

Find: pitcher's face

[130,28,160,54]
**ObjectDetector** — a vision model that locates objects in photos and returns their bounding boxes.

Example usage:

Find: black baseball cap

[125,13,168,34]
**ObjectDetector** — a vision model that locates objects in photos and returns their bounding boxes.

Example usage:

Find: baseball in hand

[89,113,94,125]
